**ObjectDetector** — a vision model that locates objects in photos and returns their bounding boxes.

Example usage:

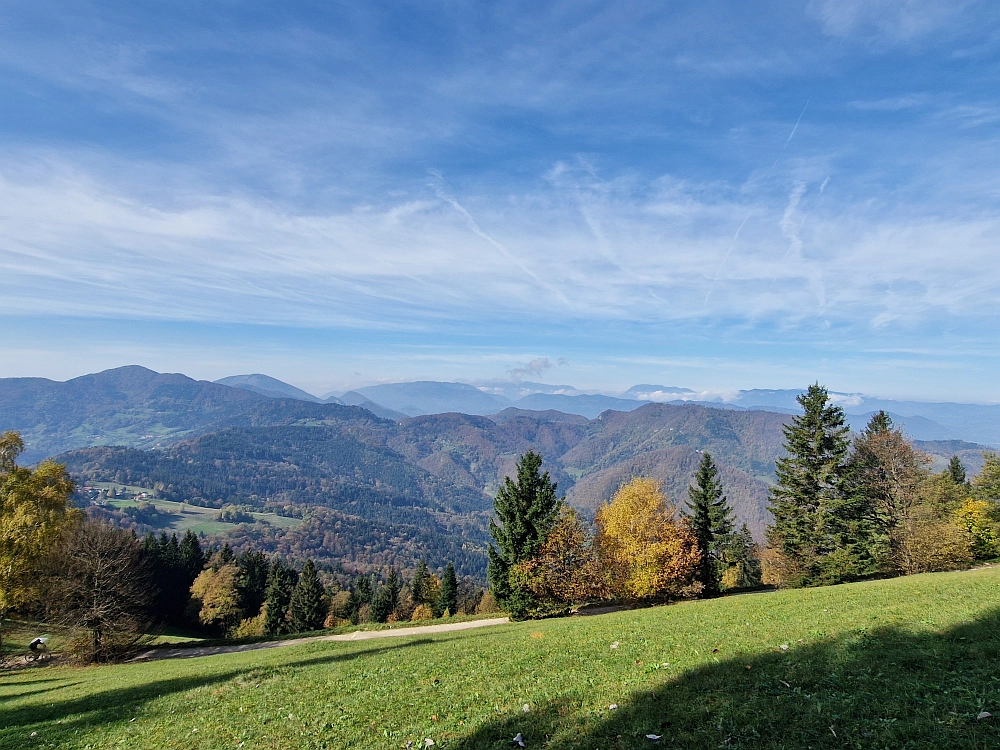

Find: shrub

[410,603,433,621]
[230,611,266,638]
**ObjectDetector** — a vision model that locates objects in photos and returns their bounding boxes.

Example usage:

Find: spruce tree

[263,559,297,636]
[686,452,734,596]
[767,384,854,586]
[369,570,401,623]
[487,451,562,618]
[438,563,458,616]
[411,559,430,604]
[948,455,967,485]
[289,559,327,633]
[725,524,763,589]
[179,530,205,584]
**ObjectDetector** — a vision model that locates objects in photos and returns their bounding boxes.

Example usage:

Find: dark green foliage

[948,455,967,485]
[354,574,374,605]
[685,452,734,596]
[236,550,270,617]
[263,559,297,636]
[369,569,401,623]
[767,384,863,586]
[140,531,191,624]
[289,559,327,633]
[178,530,205,582]
[723,524,763,589]
[411,559,430,604]
[438,563,458,616]
[487,451,562,618]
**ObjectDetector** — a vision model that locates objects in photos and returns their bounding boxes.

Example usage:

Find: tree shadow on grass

[449,610,1000,749]
[0,638,432,746]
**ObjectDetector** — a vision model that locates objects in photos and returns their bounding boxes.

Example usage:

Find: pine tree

[948,455,967,485]
[289,559,327,633]
[411,559,430,604]
[685,452,734,596]
[767,384,855,586]
[487,451,562,618]
[369,569,401,623]
[438,563,458,617]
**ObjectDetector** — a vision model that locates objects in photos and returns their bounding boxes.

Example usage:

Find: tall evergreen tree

[179,530,205,584]
[487,451,562,617]
[263,558,297,636]
[411,559,430,604]
[724,524,763,589]
[289,559,327,633]
[685,452,734,596]
[438,563,458,616]
[767,384,856,586]
[948,455,967,485]
[369,569,401,623]
[236,550,270,617]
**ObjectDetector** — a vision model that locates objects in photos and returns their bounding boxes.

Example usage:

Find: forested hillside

[0,365,379,462]
[46,384,993,579]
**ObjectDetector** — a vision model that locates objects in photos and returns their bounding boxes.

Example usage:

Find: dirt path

[130,617,511,662]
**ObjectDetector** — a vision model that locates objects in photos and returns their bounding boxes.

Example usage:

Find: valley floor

[3,568,1000,749]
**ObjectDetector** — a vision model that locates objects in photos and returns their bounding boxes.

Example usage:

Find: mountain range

[2,366,993,576]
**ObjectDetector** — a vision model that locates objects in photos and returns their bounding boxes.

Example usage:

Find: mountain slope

[215,374,324,403]
[0,365,378,462]
[354,381,511,416]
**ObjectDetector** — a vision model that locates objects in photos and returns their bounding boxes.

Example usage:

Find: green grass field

[94,487,302,535]
[3,567,1000,749]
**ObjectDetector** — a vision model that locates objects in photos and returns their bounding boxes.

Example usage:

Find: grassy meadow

[3,567,1000,749]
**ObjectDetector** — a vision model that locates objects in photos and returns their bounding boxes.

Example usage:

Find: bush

[410,603,433,621]
[899,513,973,574]
[475,590,500,614]
[230,611,266,638]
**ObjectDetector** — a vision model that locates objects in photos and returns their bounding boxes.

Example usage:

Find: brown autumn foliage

[594,477,702,601]
[515,505,606,606]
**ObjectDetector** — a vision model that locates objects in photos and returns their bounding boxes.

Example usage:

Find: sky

[1,1,999,401]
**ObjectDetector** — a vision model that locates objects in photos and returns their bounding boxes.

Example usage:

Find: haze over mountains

[1,365,993,575]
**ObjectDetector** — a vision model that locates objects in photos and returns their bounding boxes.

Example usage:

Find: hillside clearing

[3,568,1000,748]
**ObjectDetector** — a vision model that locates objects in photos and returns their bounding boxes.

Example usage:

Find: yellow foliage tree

[955,498,999,559]
[0,431,78,649]
[595,478,701,601]
[897,508,973,574]
[190,563,243,631]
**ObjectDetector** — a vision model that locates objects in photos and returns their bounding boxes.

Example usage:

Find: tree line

[486,386,1000,618]
[0,431,486,661]
[486,450,760,619]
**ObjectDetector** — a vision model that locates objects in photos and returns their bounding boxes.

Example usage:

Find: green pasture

[3,567,1000,749]
[92,487,302,535]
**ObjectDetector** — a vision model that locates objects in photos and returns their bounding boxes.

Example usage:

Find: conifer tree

[369,569,401,623]
[438,563,458,616]
[411,559,430,604]
[686,452,734,596]
[724,524,763,589]
[263,558,297,636]
[767,384,854,586]
[487,451,562,617]
[948,455,967,485]
[179,530,205,583]
[289,559,327,633]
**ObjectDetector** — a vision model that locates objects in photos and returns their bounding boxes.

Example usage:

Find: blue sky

[2,1,999,400]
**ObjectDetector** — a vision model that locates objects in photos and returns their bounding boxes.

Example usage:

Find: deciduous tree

[0,431,77,650]
[45,520,152,661]
[595,478,701,601]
